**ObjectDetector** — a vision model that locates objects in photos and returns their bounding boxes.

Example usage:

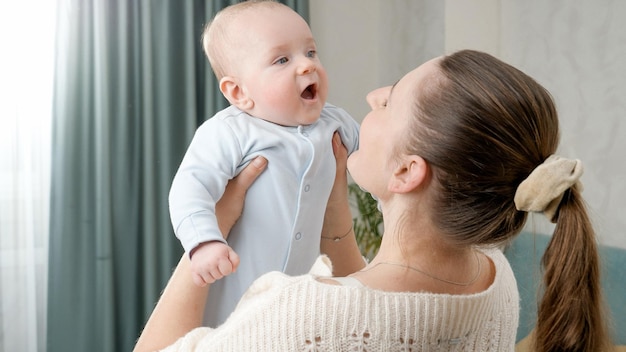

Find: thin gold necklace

[361,251,481,287]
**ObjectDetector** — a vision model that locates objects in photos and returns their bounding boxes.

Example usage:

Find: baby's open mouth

[301,84,317,100]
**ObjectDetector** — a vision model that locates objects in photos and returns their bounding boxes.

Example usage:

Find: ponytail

[535,187,611,351]
[427,51,612,350]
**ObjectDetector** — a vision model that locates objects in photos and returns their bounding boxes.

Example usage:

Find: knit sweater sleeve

[160,271,296,352]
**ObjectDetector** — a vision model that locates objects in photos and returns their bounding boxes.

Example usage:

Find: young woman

[135,50,611,352]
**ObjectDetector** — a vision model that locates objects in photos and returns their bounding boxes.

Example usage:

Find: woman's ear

[387,155,428,193]
[219,76,253,111]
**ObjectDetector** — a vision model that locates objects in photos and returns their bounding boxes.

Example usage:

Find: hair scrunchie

[514,155,584,222]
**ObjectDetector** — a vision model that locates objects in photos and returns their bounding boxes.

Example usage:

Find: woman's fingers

[332,132,348,169]
[216,156,268,238]
[232,156,268,192]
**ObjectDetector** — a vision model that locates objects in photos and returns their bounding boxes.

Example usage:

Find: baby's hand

[189,241,240,287]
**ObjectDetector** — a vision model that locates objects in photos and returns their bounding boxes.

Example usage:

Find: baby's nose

[298,59,316,75]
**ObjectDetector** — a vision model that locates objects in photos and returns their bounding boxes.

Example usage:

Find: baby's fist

[189,241,240,287]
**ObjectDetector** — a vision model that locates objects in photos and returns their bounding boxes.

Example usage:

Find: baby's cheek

[264,88,295,110]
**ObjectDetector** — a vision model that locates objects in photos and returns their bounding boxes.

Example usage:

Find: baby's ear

[219,76,253,111]
[387,155,428,194]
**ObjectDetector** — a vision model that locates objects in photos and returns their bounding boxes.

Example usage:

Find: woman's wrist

[321,224,353,242]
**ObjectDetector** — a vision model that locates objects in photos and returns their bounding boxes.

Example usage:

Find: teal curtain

[48,1,308,351]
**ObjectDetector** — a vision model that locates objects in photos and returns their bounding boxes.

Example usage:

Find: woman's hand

[216,156,268,238]
[320,133,366,276]
[327,132,349,208]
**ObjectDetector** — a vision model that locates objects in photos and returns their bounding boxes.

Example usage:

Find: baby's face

[232,6,328,126]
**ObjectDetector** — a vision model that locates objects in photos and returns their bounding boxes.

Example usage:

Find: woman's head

[412,50,561,246]
[351,49,611,351]
[350,50,560,246]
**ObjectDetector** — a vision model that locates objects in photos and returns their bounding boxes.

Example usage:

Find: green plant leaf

[348,183,383,260]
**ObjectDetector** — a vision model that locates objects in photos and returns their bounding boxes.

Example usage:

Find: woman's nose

[366,86,391,109]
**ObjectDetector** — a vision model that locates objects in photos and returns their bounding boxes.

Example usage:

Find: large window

[0,2,56,351]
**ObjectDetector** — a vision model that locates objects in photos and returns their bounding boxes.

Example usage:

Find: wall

[310,0,626,248]
[309,0,444,125]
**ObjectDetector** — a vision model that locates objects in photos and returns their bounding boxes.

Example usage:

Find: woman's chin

[346,154,357,175]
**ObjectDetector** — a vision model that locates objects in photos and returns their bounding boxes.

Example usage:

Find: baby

[168,0,359,326]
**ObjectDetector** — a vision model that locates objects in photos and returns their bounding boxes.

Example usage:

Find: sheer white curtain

[0,2,56,351]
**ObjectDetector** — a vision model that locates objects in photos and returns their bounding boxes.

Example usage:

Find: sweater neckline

[312,248,502,299]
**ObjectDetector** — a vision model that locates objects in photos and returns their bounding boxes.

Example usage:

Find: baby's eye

[275,57,289,65]
[306,50,316,58]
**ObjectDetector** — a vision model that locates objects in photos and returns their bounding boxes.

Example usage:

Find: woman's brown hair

[406,50,611,351]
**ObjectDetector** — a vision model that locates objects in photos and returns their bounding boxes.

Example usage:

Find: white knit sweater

[163,248,519,351]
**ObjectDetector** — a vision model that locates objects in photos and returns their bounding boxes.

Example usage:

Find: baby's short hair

[201,0,284,80]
